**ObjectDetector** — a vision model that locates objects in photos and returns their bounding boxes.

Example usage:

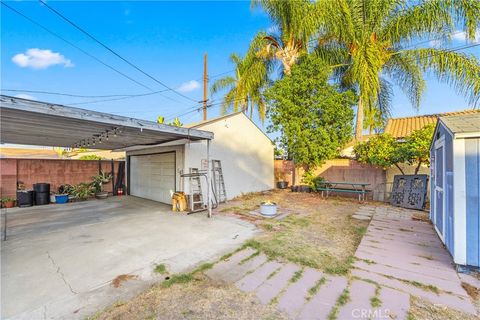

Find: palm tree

[251,0,321,75]
[314,0,480,139]
[210,51,270,121]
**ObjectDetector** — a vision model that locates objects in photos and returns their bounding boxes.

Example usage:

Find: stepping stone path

[205,205,478,319]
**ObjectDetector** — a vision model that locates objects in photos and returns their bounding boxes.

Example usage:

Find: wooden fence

[274,159,388,201]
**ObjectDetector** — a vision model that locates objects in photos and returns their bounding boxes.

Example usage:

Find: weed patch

[307,277,327,299]
[154,264,167,274]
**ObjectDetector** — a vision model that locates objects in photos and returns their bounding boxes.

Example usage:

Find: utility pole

[203,53,208,121]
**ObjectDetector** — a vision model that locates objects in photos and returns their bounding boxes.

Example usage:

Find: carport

[0,95,214,216]
[0,95,257,319]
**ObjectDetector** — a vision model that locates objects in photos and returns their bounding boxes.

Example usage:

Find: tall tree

[210,50,270,121]
[314,0,480,139]
[251,0,321,75]
[265,55,356,171]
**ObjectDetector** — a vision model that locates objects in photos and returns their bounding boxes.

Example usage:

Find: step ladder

[189,168,204,211]
[212,160,227,203]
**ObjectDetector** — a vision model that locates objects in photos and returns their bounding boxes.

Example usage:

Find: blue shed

[430,113,480,269]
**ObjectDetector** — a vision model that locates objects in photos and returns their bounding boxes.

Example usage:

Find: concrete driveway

[1,196,257,319]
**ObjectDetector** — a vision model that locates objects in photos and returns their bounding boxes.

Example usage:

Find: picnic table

[316,181,371,201]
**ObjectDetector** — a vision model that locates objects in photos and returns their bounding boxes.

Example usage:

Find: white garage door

[129,152,175,204]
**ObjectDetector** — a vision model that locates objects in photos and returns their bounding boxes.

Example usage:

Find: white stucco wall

[185,113,274,200]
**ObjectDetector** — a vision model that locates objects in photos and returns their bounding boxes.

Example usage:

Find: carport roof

[0,95,213,150]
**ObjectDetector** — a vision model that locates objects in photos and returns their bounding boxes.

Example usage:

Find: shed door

[129,152,175,204]
[434,142,445,240]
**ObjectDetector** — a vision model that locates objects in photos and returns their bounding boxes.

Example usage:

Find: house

[124,112,274,204]
[384,109,480,139]
[430,112,480,269]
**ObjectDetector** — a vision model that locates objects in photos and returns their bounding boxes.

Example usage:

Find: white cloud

[429,39,443,47]
[177,80,200,93]
[451,29,480,42]
[14,94,37,100]
[12,48,73,69]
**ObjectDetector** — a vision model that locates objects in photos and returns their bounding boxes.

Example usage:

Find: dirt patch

[111,274,139,288]
[462,282,479,300]
[91,273,287,320]
[412,211,430,222]
[409,296,478,320]
[218,190,367,274]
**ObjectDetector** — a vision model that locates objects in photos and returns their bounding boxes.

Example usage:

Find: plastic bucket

[55,194,69,204]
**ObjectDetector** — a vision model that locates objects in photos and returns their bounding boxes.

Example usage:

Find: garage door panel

[130,153,175,204]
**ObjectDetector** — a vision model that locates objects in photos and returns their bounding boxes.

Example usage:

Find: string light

[70,127,122,149]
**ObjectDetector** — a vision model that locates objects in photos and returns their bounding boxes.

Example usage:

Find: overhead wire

[39,0,198,103]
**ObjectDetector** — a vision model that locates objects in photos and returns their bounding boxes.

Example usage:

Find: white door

[434,139,445,240]
[130,152,175,204]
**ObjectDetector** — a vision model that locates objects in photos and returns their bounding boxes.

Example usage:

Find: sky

[1,0,479,138]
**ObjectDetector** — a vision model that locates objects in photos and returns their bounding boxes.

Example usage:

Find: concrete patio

[0,196,257,319]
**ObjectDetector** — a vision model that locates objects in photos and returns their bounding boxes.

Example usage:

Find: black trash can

[35,192,50,205]
[17,190,35,207]
[33,183,50,193]
[33,183,50,205]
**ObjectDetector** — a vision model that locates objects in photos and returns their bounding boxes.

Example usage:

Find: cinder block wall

[0,159,124,198]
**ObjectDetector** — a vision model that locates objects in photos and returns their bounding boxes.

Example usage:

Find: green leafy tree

[211,50,271,121]
[314,0,480,138]
[400,123,436,174]
[156,116,182,127]
[354,123,436,174]
[265,55,356,171]
[354,134,407,173]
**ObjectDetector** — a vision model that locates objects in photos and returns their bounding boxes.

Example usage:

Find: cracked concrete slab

[1,196,258,319]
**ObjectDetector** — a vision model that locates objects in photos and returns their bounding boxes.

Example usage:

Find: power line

[39,0,198,103]
[0,88,168,99]
[1,1,154,92]
[68,91,171,105]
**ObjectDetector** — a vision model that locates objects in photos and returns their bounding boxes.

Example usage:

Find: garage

[0,95,215,216]
[129,152,176,204]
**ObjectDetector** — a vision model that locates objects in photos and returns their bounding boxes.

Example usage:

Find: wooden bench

[316,182,371,201]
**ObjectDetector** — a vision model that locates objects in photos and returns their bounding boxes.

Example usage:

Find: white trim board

[453,138,467,265]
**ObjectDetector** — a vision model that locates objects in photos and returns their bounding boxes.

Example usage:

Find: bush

[78,154,103,160]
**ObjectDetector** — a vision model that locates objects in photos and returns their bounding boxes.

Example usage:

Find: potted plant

[56,184,74,203]
[1,197,16,208]
[275,171,288,189]
[91,171,112,199]
[73,182,94,201]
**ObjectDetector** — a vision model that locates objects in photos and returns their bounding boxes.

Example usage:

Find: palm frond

[384,53,426,109]
[402,48,480,105]
[210,76,236,96]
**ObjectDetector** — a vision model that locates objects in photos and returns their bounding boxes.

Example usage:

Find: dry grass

[409,296,478,320]
[220,190,367,274]
[89,273,287,320]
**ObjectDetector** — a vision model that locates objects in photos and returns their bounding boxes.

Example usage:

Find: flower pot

[291,185,299,192]
[260,202,277,217]
[3,200,15,208]
[95,191,108,199]
[277,181,288,189]
[298,185,311,193]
